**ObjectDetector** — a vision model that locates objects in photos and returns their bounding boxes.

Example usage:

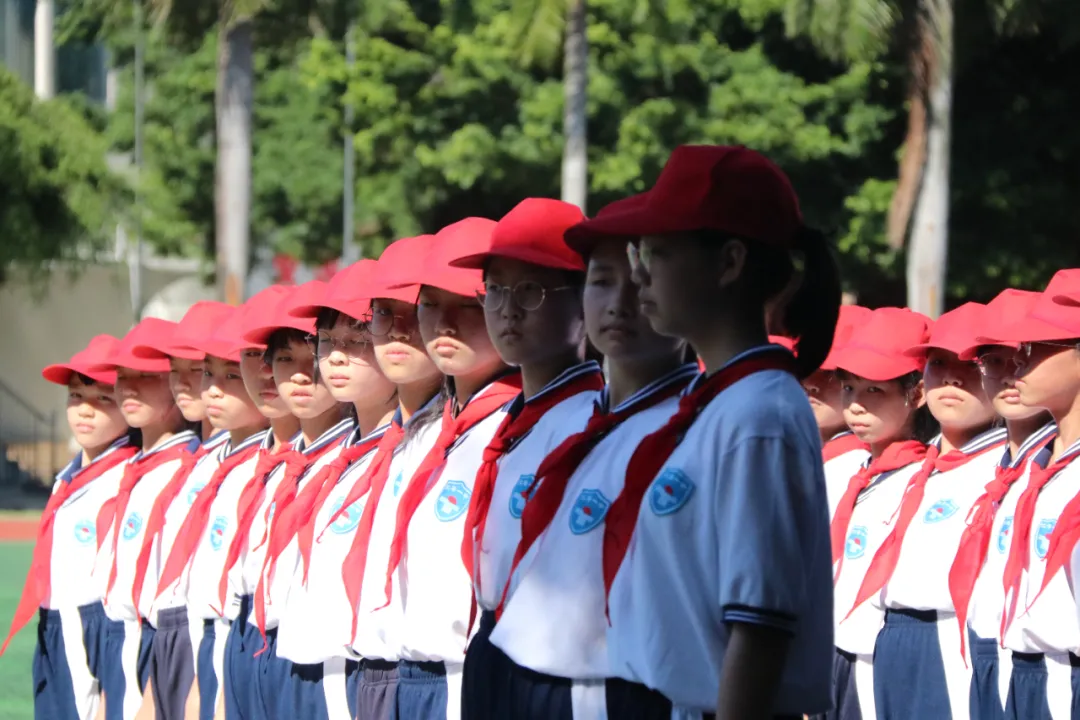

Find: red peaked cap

[179,302,252,363]
[90,319,177,373]
[903,302,986,359]
[829,307,933,382]
[42,335,123,386]
[564,145,802,249]
[290,259,380,321]
[819,304,873,371]
[242,281,324,346]
[980,269,1080,344]
[1050,268,1080,307]
[343,234,437,304]
[956,289,1040,361]
[450,199,587,272]
[131,301,235,362]
[563,193,649,255]
[228,285,295,353]
[388,218,496,297]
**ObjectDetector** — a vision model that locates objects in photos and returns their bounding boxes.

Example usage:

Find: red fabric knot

[822,432,870,464]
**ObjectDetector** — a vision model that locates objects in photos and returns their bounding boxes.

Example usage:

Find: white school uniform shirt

[276,424,389,664]
[350,402,442,661]
[491,364,697,680]
[1001,437,1080,656]
[824,434,872,520]
[397,382,524,664]
[472,361,602,612]
[178,430,269,622]
[97,431,200,623]
[245,417,355,633]
[606,347,834,715]
[47,437,132,609]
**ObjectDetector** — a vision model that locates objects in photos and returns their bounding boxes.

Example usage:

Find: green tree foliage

[0,68,128,280]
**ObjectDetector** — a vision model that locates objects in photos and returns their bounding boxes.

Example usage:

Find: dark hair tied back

[785,227,842,379]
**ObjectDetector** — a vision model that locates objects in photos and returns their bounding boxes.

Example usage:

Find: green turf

[0,542,35,720]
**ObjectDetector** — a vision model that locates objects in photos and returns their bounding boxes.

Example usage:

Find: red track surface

[0,518,40,541]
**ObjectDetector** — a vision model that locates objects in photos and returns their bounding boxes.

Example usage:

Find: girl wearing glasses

[978,270,1080,720]
[560,145,840,719]
[951,289,1055,720]
[858,303,1006,720]
[451,198,605,720]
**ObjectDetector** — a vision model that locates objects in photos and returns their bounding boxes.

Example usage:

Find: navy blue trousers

[873,609,952,719]
[813,648,863,720]
[1003,651,1080,720]
[969,629,1005,720]
[32,604,107,720]
[198,620,219,720]
[101,617,154,720]
[150,606,195,720]
[223,595,262,720]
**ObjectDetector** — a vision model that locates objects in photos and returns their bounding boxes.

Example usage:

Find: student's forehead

[587,240,632,269]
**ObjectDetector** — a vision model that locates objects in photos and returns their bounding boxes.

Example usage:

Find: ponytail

[784,227,842,379]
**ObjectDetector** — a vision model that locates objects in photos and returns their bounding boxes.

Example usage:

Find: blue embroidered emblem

[923,499,959,523]
[392,472,404,498]
[186,483,206,506]
[1035,518,1056,560]
[648,469,695,516]
[997,515,1013,554]
[569,489,610,534]
[267,501,276,522]
[121,512,143,541]
[73,520,96,545]
[846,526,868,559]
[209,516,229,550]
[509,474,538,519]
[329,498,363,535]
[435,481,471,522]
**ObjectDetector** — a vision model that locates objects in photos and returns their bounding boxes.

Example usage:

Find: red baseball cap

[43,335,122,386]
[564,145,802,249]
[388,218,495,297]
[820,304,873,372]
[229,285,294,353]
[563,194,649,256]
[829,307,933,382]
[957,289,1040,360]
[179,303,250,363]
[91,319,177,373]
[352,235,435,304]
[979,272,1080,344]
[1049,268,1080,307]
[903,302,986,359]
[450,199,586,271]
[242,281,323,346]
[290,259,380,321]
[132,301,235,362]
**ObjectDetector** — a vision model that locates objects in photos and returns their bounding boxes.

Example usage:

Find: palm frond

[509,0,567,69]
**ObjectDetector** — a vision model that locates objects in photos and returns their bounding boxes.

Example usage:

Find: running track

[0,518,39,541]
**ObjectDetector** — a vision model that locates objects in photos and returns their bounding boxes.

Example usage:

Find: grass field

[0,542,35,720]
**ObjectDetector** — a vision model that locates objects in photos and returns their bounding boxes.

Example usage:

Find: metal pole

[340,22,359,265]
[130,0,145,321]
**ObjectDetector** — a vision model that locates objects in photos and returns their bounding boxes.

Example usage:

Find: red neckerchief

[1029,447,1080,608]
[844,437,1006,621]
[377,377,522,611]
[0,443,136,655]
[948,433,1054,660]
[154,441,263,603]
[823,432,869,463]
[495,373,691,619]
[830,441,928,568]
[462,368,605,632]
[602,349,795,619]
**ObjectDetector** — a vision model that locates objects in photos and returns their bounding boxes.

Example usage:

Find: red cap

[124,319,195,362]
[829,307,933,382]
[91,319,177,373]
[179,303,247,362]
[388,218,495,297]
[42,335,122,386]
[231,285,294,352]
[957,289,1040,360]
[1050,268,1080,307]
[357,235,436,304]
[979,272,1080,344]
[450,199,586,271]
[820,305,873,372]
[903,302,986,359]
[290,259,380,321]
[564,145,802,249]
[563,194,649,256]
[242,281,323,346]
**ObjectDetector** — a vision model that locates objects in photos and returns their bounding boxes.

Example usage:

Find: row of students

[13,140,1076,720]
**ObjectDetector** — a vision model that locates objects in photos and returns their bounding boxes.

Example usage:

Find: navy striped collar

[57,435,131,483]
[686,343,792,394]
[224,429,269,458]
[203,431,231,452]
[1001,422,1057,469]
[296,417,354,455]
[526,360,602,407]
[600,363,699,414]
[1033,432,1080,471]
[348,422,392,447]
[391,392,442,429]
[133,430,199,462]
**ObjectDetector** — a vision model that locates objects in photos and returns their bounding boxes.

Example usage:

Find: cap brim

[563,202,692,247]
[902,340,972,359]
[1053,293,1080,307]
[42,363,117,386]
[830,346,923,382]
[183,337,241,363]
[563,226,637,257]
[289,295,374,321]
[89,355,171,373]
[977,315,1078,345]
[131,343,204,361]
[449,247,585,272]
[387,275,478,298]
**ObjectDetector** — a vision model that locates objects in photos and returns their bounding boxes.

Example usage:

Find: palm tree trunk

[215,18,254,305]
[906,0,953,318]
[561,0,588,212]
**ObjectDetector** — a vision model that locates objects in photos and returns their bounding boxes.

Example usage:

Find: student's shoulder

[707,369,815,441]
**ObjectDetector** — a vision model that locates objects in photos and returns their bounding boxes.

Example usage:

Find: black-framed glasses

[975,349,1020,379]
[369,307,417,337]
[477,281,579,312]
[1017,340,1080,360]
[316,332,374,358]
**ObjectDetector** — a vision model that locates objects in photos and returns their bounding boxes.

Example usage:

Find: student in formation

[1,336,135,720]
[161,305,223,443]
[860,303,1005,718]
[273,259,398,719]
[454,198,606,719]
[481,199,699,718]
[987,270,1080,719]
[87,319,202,720]
[224,280,354,720]
[803,305,873,518]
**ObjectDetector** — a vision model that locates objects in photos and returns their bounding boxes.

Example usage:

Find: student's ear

[716,238,748,290]
[907,379,926,409]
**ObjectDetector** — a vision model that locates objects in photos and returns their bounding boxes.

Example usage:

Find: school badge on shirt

[187,483,206,505]
[73,520,96,544]
[1035,519,1056,559]
[122,512,144,541]
[509,474,538,519]
[648,468,694,516]
[209,516,229,550]
[569,489,610,534]
[923,499,959,523]
[997,516,1013,554]
[392,472,404,497]
[328,498,363,535]
[846,526,868,559]
[435,481,470,522]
